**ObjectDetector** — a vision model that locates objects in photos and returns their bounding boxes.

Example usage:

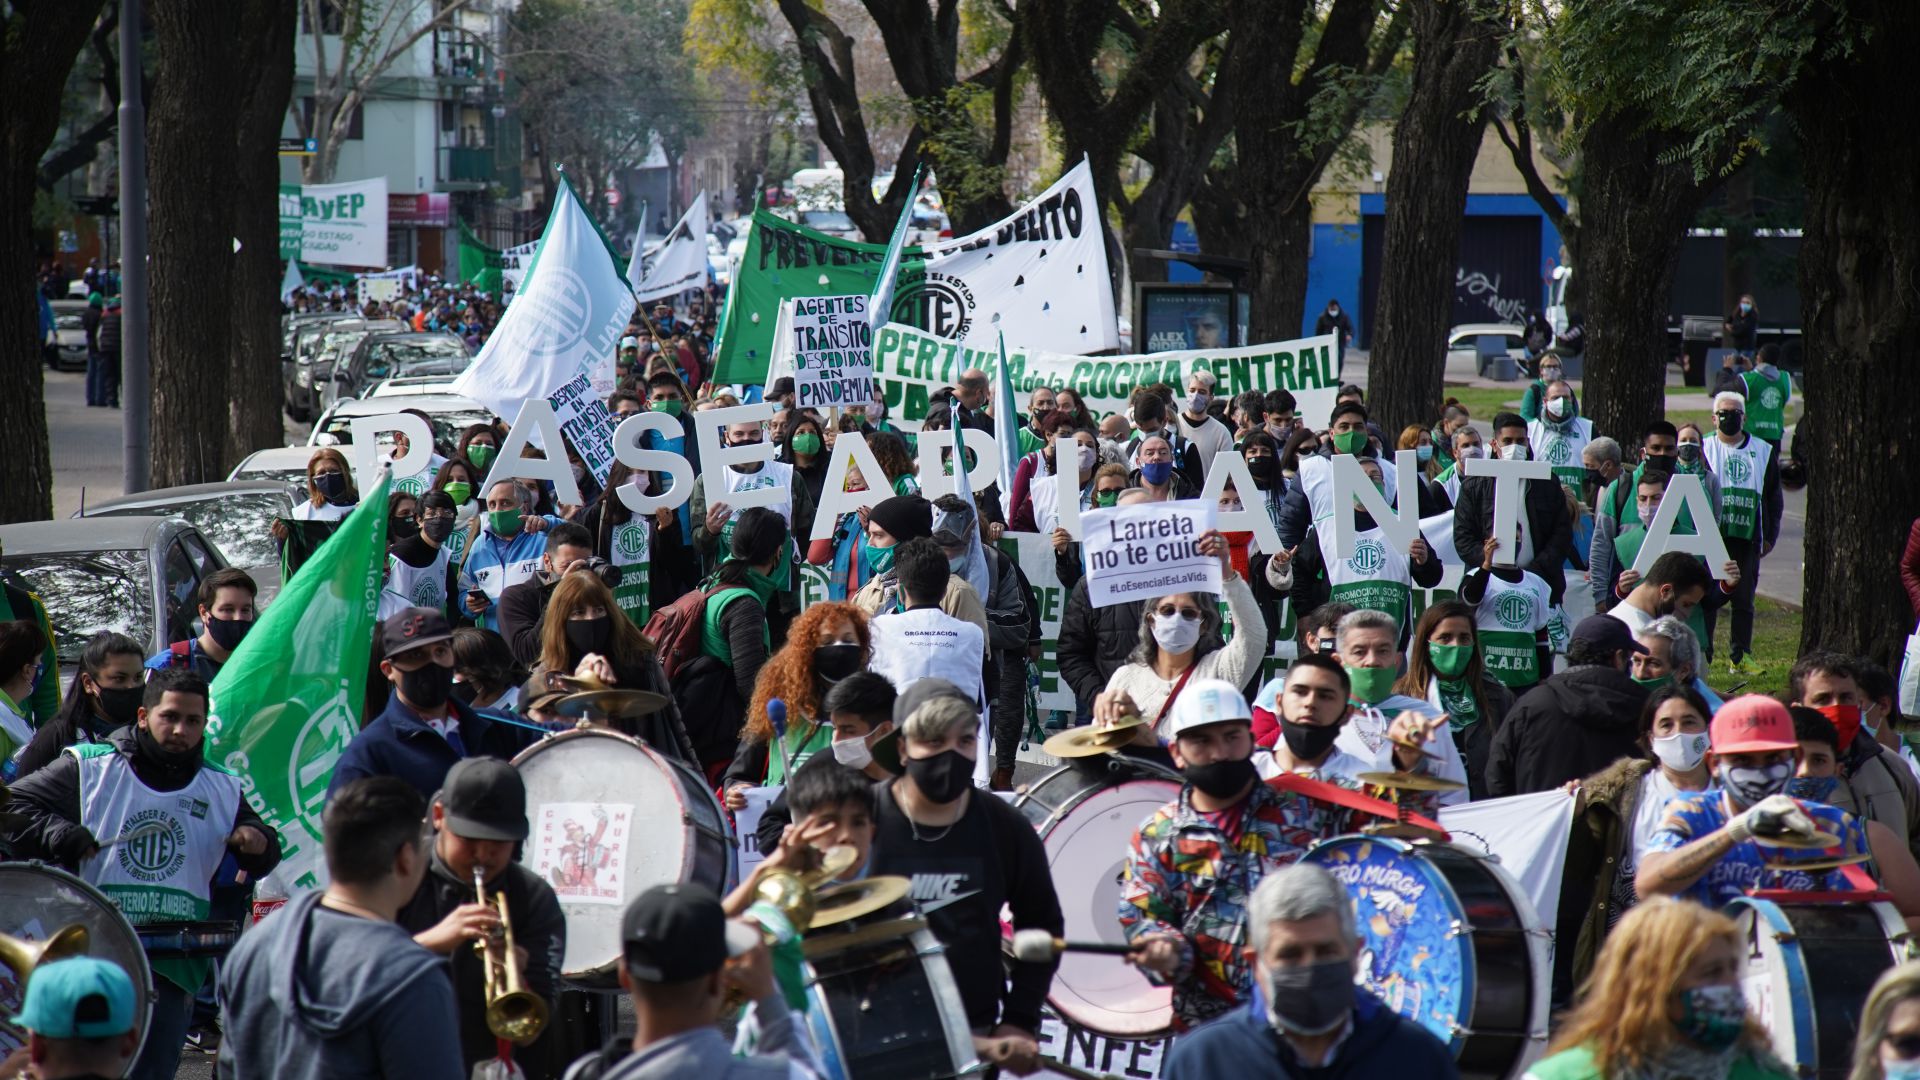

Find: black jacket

[1451,473,1573,604]
[1449,674,1519,801]
[1485,666,1650,797]
[5,726,282,879]
[396,848,568,1080]
[498,576,556,669]
[1056,581,1142,706]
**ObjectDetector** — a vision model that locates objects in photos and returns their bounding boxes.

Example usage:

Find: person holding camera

[499,522,621,668]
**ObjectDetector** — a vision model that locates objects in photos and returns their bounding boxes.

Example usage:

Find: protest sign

[630,191,711,304]
[712,159,1116,383]
[1081,500,1220,608]
[549,368,618,483]
[1035,1009,1170,1080]
[733,786,780,880]
[277,177,388,267]
[500,239,539,293]
[788,295,876,410]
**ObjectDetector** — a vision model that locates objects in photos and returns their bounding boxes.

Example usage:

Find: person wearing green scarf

[1332,608,1470,802]
[0,567,60,727]
[1395,600,1518,801]
[699,507,791,737]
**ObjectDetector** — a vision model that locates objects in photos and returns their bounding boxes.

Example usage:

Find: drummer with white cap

[1119,678,1443,1029]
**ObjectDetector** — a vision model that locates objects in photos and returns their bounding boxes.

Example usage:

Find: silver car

[75,481,293,608]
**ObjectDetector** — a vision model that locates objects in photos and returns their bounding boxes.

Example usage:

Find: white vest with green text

[1702,435,1770,541]
[1315,524,1411,630]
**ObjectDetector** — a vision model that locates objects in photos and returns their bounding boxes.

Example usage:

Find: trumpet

[0,924,90,1042]
[473,867,548,1044]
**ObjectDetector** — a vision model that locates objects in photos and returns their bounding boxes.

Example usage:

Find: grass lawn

[1436,383,1803,433]
[1699,596,1802,699]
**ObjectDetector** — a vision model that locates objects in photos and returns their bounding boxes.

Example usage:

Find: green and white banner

[206,473,390,890]
[278,177,389,268]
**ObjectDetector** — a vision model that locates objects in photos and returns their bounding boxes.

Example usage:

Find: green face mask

[1094,490,1119,508]
[1344,664,1397,705]
[487,508,523,537]
[744,565,784,604]
[1332,430,1367,455]
[1633,674,1675,690]
[791,432,823,456]
[467,444,497,470]
[650,399,684,418]
[1429,643,1474,680]
[442,481,472,504]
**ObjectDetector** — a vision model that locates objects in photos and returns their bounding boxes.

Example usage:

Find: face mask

[1643,452,1676,472]
[1740,302,1752,313]
[1152,612,1202,654]
[813,642,864,682]
[791,432,823,456]
[449,679,480,706]
[1787,775,1839,802]
[442,481,472,504]
[487,508,523,537]
[1218,501,1243,515]
[1076,445,1097,473]
[1094,490,1119,508]
[93,684,145,728]
[1415,445,1434,464]
[314,471,349,501]
[1279,717,1343,762]
[1183,756,1257,799]
[1718,760,1792,806]
[832,733,874,769]
[398,661,454,710]
[1540,368,1563,384]
[422,517,455,543]
[862,542,896,577]
[1266,958,1354,1036]
[1140,460,1173,486]
[1884,1060,1920,1080]
[1677,441,1703,462]
[1499,442,1531,462]
[1816,703,1863,751]
[1246,457,1277,486]
[1344,665,1397,705]
[1428,643,1473,680]
[1459,444,1484,460]
[905,747,973,803]
[1331,430,1367,455]
[467,444,497,470]
[1186,392,1210,415]
[135,723,202,773]
[1651,730,1709,772]
[1673,984,1747,1052]
[1546,397,1573,422]
[390,516,420,541]
[565,616,611,658]
[205,615,252,653]
[650,398,684,418]
[1633,673,1675,691]
[1717,412,1744,437]
[1583,468,1604,492]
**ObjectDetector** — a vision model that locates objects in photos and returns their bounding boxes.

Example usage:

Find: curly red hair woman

[721,601,872,807]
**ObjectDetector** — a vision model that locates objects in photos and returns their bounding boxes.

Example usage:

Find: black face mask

[565,616,612,659]
[1183,756,1258,799]
[813,643,864,682]
[398,661,454,710]
[205,615,252,653]
[135,723,203,775]
[449,679,480,706]
[1246,457,1278,488]
[314,471,350,502]
[1279,717,1343,763]
[905,748,974,804]
[422,517,456,543]
[93,684,145,729]
[1583,468,1604,492]
[1643,452,1677,472]
[390,516,420,542]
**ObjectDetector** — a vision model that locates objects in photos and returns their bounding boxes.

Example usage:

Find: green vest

[1614,525,1711,642]
[1604,463,1698,534]
[1704,436,1770,541]
[1741,367,1792,441]
[699,586,760,664]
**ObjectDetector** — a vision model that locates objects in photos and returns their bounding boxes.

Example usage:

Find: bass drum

[514,728,736,987]
[0,862,153,1061]
[1725,897,1912,1079]
[1304,836,1550,1080]
[1014,755,1183,1040]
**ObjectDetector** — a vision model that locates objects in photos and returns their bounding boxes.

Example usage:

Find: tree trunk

[1571,110,1716,443]
[0,2,105,522]
[226,0,296,465]
[1368,0,1499,436]
[1788,1,1920,667]
[1240,201,1314,343]
[149,0,240,485]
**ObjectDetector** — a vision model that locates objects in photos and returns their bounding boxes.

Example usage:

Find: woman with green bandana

[779,412,831,510]
[429,457,481,565]
[1395,600,1517,801]
[454,421,501,477]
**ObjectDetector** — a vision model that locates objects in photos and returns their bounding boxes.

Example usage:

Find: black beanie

[866,495,932,543]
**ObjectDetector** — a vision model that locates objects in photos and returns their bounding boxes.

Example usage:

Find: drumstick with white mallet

[1010,928,1139,960]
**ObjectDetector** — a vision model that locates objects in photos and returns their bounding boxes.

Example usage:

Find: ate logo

[614,523,647,560]
[1759,387,1782,409]
[118,809,188,883]
[395,475,427,496]
[1724,453,1752,485]
[1544,437,1573,465]
[410,578,439,605]
[1350,538,1385,575]
[1495,592,1534,629]
[890,270,976,341]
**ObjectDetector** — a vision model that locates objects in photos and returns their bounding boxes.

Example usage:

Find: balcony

[438,146,494,191]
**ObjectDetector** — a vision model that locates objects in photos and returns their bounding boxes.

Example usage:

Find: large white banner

[1438,789,1576,935]
[500,239,539,294]
[630,191,711,304]
[290,177,388,268]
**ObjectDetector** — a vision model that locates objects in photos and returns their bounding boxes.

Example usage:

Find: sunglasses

[1886,1034,1920,1060]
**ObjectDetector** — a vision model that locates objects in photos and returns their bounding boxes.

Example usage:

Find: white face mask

[1651,730,1709,772]
[1187,391,1210,415]
[1077,445,1097,473]
[1500,443,1530,461]
[1545,397,1571,421]
[1152,612,1202,654]
[1459,445,1484,460]
[1219,502,1243,514]
[831,733,873,769]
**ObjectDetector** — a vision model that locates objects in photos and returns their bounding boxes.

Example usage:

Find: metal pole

[119,0,150,494]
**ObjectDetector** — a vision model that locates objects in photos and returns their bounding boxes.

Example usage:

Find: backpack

[640,586,717,681]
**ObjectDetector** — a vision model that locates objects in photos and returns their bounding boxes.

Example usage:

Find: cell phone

[467,589,486,605]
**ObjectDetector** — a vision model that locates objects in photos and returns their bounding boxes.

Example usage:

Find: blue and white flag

[866,166,922,337]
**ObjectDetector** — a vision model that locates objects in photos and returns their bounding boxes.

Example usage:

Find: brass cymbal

[1356,771,1468,793]
[1763,851,1873,873]
[1750,830,1843,851]
[1042,723,1141,759]
[1387,734,1442,762]
[807,876,912,929]
[552,688,670,720]
[797,845,862,890]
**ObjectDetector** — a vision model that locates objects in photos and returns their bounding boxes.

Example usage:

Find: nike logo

[909,872,981,913]
[917,889,982,914]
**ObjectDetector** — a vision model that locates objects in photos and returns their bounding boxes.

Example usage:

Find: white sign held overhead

[790,294,876,411]
[1080,500,1221,608]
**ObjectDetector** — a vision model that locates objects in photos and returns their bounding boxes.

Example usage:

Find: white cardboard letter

[915,428,1002,501]
[611,413,696,513]
[1055,435,1085,540]
[811,433,891,542]
[1328,450,1421,559]
[1462,455,1552,567]
[346,411,432,493]
[481,399,581,506]
[694,402,783,512]
[1631,472,1733,579]
[1199,450,1284,554]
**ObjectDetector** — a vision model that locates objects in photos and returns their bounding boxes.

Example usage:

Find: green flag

[458,219,504,295]
[205,473,391,891]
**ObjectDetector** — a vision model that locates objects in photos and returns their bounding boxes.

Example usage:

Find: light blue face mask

[1885,1060,1920,1080]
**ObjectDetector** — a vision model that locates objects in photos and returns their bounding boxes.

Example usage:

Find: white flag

[629,191,710,305]
[279,259,305,303]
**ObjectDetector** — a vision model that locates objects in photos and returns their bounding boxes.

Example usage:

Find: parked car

[75,481,292,607]
[0,517,232,677]
[309,393,494,458]
[1445,323,1528,377]
[324,331,471,409]
[229,446,321,488]
[796,209,861,242]
[48,300,90,371]
[284,318,405,422]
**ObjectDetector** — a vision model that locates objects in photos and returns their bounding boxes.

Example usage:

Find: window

[300,97,363,141]
[163,541,201,643]
[3,551,152,663]
[300,0,347,36]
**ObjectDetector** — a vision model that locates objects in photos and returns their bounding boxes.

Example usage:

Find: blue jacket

[461,516,562,628]
[145,638,222,682]
[326,692,518,803]
[1164,984,1457,1080]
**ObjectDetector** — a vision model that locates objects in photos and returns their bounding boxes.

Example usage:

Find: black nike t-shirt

[870,780,1064,1033]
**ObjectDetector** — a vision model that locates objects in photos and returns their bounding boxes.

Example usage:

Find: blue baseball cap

[10,956,137,1038]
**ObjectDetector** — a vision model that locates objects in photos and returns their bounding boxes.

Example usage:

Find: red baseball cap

[1709,695,1799,754]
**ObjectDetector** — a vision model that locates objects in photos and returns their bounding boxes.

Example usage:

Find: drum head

[514,729,709,983]
[0,863,153,1061]
[1035,774,1181,1039]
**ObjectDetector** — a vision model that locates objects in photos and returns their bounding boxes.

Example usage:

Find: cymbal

[1750,830,1843,851]
[1387,734,1442,762]
[808,876,911,929]
[1763,852,1873,873]
[552,688,670,720]
[1042,723,1140,758]
[797,845,862,890]
[1356,771,1468,793]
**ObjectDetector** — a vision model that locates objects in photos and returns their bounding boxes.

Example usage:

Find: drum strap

[1265,772,1449,838]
